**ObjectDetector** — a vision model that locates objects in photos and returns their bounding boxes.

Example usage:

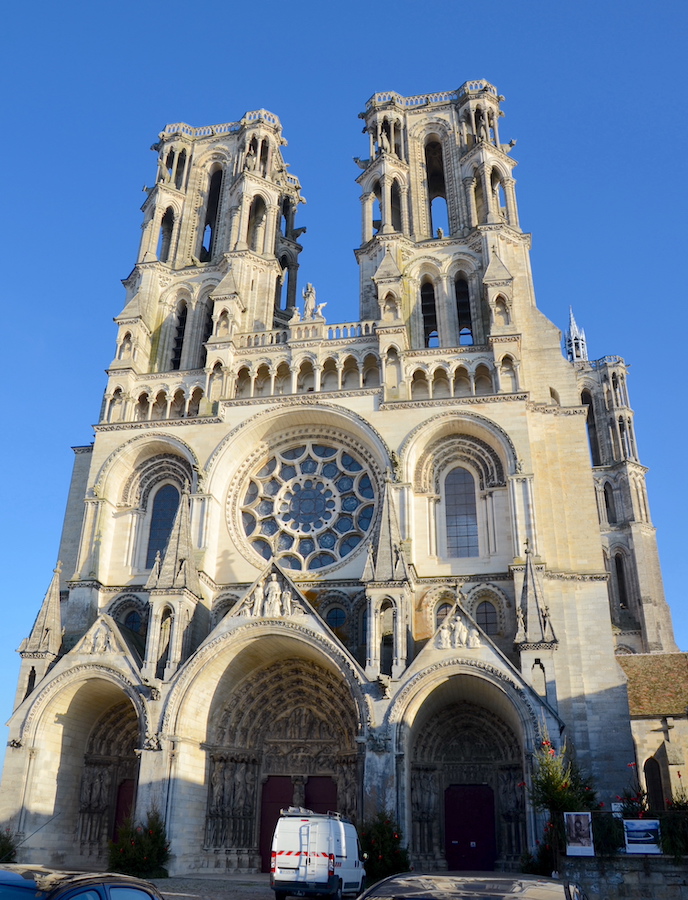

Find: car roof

[0,866,161,895]
[360,872,576,899]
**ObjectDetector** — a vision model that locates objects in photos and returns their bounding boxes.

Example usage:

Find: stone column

[481,165,497,223]
[464,177,477,228]
[400,184,410,235]
[381,175,393,234]
[504,179,519,228]
[361,192,374,243]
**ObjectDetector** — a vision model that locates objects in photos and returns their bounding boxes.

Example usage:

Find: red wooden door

[305,776,337,813]
[113,778,135,841]
[444,784,496,871]
[260,776,293,872]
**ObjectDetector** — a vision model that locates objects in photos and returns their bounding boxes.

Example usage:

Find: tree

[359,812,410,885]
[108,808,170,877]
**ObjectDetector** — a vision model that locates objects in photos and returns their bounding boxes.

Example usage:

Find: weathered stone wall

[562,856,688,900]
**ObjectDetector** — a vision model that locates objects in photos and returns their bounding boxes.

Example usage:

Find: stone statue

[265,573,282,617]
[157,155,171,184]
[452,615,468,648]
[253,580,265,617]
[245,146,257,171]
[281,586,293,616]
[303,283,316,319]
[467,624,481,648]
[438,620,451,649]
[379,130,391,154]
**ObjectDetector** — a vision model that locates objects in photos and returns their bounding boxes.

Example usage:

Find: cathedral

[0,80,682,875]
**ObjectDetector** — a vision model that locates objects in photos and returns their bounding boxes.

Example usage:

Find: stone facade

[0,81,680,875]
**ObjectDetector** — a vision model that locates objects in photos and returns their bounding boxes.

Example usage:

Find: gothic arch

[15,665,146,863]
[94,433,200,498]
[204,403,391,494]
[105,594,149,633]
[386,659,553,868]
[400,411,518,484]
[160,622,369,865]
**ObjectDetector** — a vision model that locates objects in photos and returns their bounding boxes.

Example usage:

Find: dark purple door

[305,776,337,814]
[260,776,293,872]
[113,778,135,842]
[444,784,496,871]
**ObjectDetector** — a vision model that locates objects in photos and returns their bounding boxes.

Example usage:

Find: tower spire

[565,307,588,361]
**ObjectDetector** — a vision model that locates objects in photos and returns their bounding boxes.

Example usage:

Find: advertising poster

[623,819,661,854]
[564,812,595,856]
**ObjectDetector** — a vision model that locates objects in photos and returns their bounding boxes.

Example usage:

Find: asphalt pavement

[151,873,274,900]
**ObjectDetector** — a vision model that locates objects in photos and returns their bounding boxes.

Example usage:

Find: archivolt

[416,433,505,492]
[210,657,360,750]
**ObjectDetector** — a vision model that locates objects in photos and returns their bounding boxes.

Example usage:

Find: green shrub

[660,779,688,862]
[359,812,410,885]
[108,808,169,877]
[0,827,19,864]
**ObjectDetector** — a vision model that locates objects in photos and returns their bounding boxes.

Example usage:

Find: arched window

[455,277,473,345]
[198,300,214,368]
[326,607,346,629]
[476,600,498,635]
[435,602,452,628]
[171,302,187,371]
[247,195,267,252]
[445,467,479,557]
[391,180,402,232]
[421,281,438,347]
[146,484,180,568]
[644,757,665,812]
[604,483,617,524]
[380,600,394,676]
[200,169,223,261]
[174,149,187,190]
[614,553,629,609]
[157,207,174,263]
[500,356,517,392]
[124,610,144,634]
[24,667,36,700]
[425,139,448,236]
[581,390,601,466]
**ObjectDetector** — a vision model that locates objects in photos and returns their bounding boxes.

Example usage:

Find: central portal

[205,655,359,869]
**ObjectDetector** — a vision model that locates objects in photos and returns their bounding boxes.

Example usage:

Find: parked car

[0,865,166,900]
[357,872,589,900]
[270,807,366,899]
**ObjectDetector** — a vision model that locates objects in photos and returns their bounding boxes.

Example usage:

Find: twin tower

[2,82,678,875]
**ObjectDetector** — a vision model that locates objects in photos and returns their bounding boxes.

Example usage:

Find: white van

[270,807,366,900]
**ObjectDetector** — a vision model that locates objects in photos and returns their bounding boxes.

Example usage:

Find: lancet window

[421,280,439,347]
[425,138,449,236]
[157,207,174,263]
[200,168,223,261]
[145,483,180,568]
[444,467,479,558]
[455,276,473,345]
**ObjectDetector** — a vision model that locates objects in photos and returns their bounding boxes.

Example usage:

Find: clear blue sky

[1,0,686,772]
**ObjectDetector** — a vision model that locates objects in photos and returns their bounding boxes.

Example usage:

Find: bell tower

[112,109,305,397]
[355,81,524,364]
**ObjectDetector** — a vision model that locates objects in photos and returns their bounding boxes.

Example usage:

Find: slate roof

[617,653,688,717]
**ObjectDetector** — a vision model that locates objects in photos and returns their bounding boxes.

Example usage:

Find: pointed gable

[373,248,402,283]
[366,479,410,582]
[517,545,556,645]
[21,564,63,657]
[483,250,512,284]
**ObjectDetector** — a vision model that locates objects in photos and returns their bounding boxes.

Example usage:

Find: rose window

[241,442,376,571]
